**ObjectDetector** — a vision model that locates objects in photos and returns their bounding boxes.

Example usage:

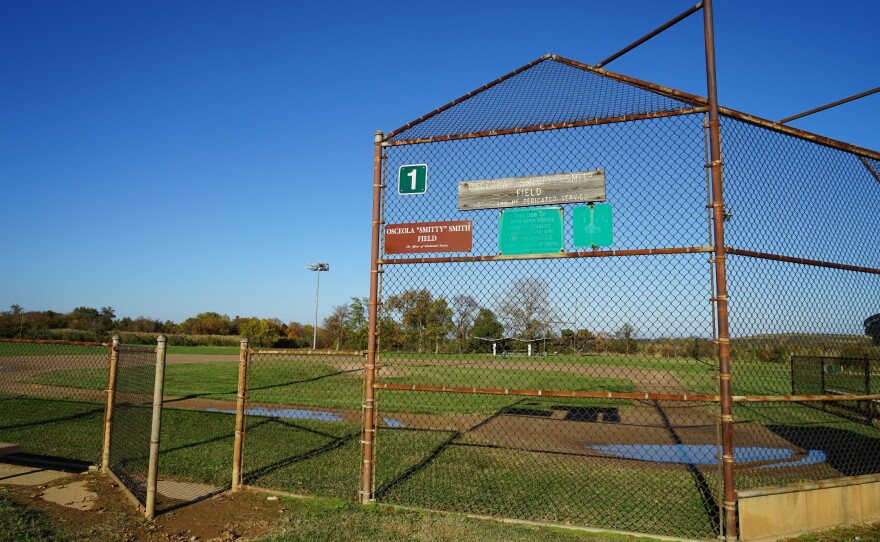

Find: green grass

[0,490,68,542]
[166,345,240,355]
[0,341,108,356]
[0,396,105,463]
[258,497,667,542]
[29,361,636,415]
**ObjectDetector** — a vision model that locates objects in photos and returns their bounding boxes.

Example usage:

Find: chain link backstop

[361,54,880,539]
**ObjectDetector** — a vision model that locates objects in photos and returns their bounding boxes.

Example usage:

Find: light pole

[307,263,329,350]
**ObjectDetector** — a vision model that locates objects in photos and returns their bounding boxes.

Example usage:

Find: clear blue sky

[1,0,878,325]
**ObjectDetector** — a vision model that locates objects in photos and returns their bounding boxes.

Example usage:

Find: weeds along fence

[232,346,365,499]
[362,55,880,540]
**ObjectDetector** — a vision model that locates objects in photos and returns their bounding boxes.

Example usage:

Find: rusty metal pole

[361,130,384,504]
[145,335,167,519]
[701,0,737,539]
[231,338,249,491]
[101,335,120,474]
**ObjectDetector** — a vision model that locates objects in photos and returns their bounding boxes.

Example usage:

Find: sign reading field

[398,164,427,195]
[384,221,472,254]
[458,169,605,211]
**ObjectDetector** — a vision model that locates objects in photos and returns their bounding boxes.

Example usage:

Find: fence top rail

[250,349,365,357]
[383,53,880,161]
[0,338,110,347]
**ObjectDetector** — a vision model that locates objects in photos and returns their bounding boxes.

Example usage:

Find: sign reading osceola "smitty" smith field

[458,169,606,211]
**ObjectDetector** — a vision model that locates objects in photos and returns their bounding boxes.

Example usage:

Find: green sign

[398,164,427,195]
[573,204,613,247]
[499,207,564,256]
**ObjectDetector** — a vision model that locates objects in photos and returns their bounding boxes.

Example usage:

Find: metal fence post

[701,0,737,538]
[232,338,249,491]
[144,335,167,519]
[101,335,120,473]
[362,130,384,504]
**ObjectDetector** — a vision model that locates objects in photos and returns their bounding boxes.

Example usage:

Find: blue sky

[1,0,878,325]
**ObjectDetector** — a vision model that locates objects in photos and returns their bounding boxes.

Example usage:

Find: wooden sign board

[384,221,472,254]
[459,169,605,211]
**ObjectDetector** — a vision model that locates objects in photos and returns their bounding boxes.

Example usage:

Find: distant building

[866,313,880,346]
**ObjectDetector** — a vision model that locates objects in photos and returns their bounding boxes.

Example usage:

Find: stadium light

[307,263,330,350]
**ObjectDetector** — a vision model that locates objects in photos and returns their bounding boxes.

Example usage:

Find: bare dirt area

[2,467,287,541]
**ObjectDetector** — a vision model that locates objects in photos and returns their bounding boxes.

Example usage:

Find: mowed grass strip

[0,395,105,463]
[29,361,636,415]
[378,438,719,539]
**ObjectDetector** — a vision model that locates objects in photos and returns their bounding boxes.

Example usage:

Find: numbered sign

[398,164,427,195]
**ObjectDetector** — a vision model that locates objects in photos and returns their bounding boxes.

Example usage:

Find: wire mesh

[239,350,365,499]
[108,345,158,506]
[370,57,880,540]
[0,339,110,464]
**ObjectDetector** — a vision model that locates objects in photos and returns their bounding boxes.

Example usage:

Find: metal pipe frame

[726,247,880,275]
[361,130,384,504]
[595,1,704,69]
[779,86,880,124]
[101,336,120,474]
[231,338,249,491]
[701,0,737,538]
[379,246,713,265]
[144,335,167,519]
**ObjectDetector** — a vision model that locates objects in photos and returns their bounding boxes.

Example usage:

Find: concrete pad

[41,480,98,511]
[157,479,220,501]
[0,463,70,486]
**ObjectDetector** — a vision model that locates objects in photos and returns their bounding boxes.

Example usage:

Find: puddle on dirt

[205,407,405,427]
[588,444,827,468]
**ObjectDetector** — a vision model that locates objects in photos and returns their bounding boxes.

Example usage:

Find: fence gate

[362,54,880,541]
[103,336,167,519]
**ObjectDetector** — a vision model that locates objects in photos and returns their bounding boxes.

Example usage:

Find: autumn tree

[497,278,553,340]
[384,289,453,353]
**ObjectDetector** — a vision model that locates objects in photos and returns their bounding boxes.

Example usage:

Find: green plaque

[499,207,564,256]
[573,204,613,247]
[398,164,427,194]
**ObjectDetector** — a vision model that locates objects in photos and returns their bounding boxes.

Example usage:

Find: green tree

[323,304,349,351]
[238,318,281,347]
[469,308,504,353]
[613,323,639,356]
[385,289,452,353]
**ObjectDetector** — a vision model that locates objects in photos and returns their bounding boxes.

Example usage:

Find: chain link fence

[363,55,880,539]
[0,338,110,465]
[106,344,161,510]
[236,349,365,499]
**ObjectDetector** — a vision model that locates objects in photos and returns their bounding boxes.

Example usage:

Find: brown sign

[384,221,472,254]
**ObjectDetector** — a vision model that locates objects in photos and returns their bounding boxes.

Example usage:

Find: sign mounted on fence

[398,164,427,195]
[458,169,605,211]
[573,204,614,247]
[384,220,472,254]
[498,207,563,256]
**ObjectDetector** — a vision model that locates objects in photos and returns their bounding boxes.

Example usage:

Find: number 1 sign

[398,164,427,195]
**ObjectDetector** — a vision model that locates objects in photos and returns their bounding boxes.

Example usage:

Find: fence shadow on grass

[373,399,525,500]
[768,423,880,476]
[0,405,104,431]
[653,400,720,536]
[242,420,360,486]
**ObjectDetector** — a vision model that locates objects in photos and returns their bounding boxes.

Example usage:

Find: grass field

[6,348,880,540]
